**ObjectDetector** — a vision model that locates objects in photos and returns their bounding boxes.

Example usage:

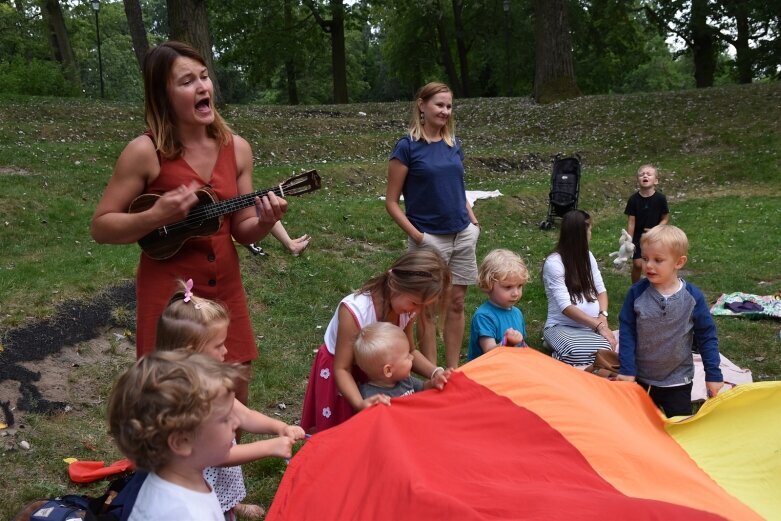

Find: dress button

[207,254,216,262]
[208,279,216,286]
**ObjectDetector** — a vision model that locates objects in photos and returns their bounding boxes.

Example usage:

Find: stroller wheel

[539,220,553,230]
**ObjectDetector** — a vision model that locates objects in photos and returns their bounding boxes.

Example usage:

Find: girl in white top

[301,247,453,433]
[542,210,617,366]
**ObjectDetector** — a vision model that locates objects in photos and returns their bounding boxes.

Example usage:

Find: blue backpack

[20,471,147,521]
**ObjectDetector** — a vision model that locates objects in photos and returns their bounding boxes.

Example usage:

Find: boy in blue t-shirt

[468,249,529,361]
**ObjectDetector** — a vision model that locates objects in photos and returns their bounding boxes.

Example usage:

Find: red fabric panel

[268,372,722,520]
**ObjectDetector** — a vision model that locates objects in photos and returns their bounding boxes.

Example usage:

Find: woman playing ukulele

[90,41,284,405]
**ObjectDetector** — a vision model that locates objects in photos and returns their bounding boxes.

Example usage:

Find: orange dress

[134,136,257,363]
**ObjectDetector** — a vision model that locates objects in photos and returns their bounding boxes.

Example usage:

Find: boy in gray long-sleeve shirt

[618,225,723,417]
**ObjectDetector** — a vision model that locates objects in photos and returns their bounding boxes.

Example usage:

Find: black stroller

[539,154,582,230]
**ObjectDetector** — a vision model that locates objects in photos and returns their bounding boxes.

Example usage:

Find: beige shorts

[408,223,480,286]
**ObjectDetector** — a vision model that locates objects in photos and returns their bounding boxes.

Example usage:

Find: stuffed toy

[609,229,635,267]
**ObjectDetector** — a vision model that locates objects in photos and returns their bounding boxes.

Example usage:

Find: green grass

[1,82,780,517]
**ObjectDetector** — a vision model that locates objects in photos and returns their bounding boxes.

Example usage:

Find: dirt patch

[0,166,31,176]
[0,283,136,429]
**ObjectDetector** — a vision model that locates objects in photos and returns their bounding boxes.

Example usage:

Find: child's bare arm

[659,213,670,225]
[219,436,297,466]
[478,336,499,353]
[233,399,305,440]
[627,215,636,238]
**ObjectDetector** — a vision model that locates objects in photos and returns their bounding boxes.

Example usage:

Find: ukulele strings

[162,186,280,232]
[161,177,311,233]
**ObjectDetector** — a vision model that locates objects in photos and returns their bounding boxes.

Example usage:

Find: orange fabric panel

[458,348,759,521]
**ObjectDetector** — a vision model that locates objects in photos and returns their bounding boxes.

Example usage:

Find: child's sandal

[233,502,265,520]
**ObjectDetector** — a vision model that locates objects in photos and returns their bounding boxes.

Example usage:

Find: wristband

[431,366,445,380]
[593,322,604,333]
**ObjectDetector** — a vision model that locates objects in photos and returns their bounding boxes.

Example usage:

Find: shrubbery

[0,57,81,97]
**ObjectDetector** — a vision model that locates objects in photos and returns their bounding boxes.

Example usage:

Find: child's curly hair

[156,279,230,352]
[477,249,529,293]
[107,350,246,472]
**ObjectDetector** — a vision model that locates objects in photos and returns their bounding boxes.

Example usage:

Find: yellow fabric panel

[459,348,761,520]
[666,381,781,520]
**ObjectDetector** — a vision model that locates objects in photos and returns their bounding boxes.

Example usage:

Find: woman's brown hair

[358,246,451,325]
[143,41,232,159]
[555,210,598,304]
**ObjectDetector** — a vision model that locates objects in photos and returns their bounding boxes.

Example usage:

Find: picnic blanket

[710,292,781,319]
[269,348,775,520]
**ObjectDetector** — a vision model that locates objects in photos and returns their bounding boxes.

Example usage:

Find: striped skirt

[543,325,612,366]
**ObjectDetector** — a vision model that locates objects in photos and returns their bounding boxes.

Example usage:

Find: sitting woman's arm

[544,254,616,348]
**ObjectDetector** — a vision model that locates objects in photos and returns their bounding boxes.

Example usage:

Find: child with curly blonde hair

[468,249,529,361]
[107,350,243,520]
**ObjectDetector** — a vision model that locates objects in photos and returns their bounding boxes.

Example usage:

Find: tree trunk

[451,0,470,97]
[432,0,462,96]
[329,0,348,103]
[40,0,80,85]
[123,0,149,72]
[167,0,221,102]
[731,0,753,83]
[284,0,299,105]
[690,0,716,88]
[304,0,348,103]
[533,0,579,103]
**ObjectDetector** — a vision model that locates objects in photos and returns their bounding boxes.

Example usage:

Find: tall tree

[304,0,348,103]
[122,0,149,71]
[571,0,653,94]
[451,0,469,97]
[712,0,780,83]
[167,0,221,101]
[429,0,461,96]
[690,0,716,87]
[283,0,299,104]
[533,0,579,103]
[40,0,79,85]
[644,0,719,88]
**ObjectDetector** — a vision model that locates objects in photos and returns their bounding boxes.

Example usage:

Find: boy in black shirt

[624,164,669,283]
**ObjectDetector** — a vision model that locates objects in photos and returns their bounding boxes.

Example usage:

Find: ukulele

[129,170,321,260]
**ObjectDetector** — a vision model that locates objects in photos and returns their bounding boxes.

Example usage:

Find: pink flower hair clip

[183,278,194,303]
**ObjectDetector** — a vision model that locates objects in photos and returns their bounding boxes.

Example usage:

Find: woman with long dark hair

[542,210,616,365]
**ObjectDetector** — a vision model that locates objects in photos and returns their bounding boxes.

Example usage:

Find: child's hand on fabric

[268,435,297,459]
[504,328,524,347]
[615,374,636,382]
[429,367,450,390]
[359,394,391,410]
[280,424,306,441]
[706,381,725,398]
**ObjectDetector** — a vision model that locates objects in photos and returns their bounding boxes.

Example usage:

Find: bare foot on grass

[288,234,311,256]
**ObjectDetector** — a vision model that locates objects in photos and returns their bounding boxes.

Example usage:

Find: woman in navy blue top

[385,82,480,369]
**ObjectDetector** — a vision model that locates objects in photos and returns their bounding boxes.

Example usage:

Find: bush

[0,57,81,97]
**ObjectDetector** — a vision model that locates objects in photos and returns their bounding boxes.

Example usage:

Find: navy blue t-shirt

[390,135,469,234]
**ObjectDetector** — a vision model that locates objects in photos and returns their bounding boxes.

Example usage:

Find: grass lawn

[0,82,779,517]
